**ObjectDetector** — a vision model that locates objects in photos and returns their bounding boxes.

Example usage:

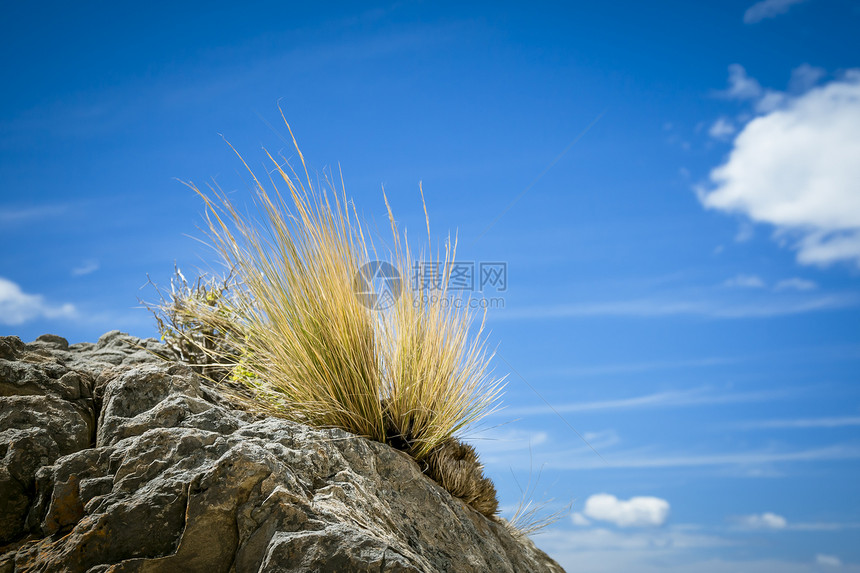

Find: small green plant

[149,117,504,517]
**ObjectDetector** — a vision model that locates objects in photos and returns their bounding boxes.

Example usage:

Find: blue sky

[2,1,859,570]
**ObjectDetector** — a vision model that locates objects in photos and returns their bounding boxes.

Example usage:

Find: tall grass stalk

[184,119,503,465]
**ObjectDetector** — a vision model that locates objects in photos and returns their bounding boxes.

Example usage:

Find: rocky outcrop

[0,331,564,572]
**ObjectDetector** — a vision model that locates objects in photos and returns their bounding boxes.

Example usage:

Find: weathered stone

[0,333,565,572]
[32,335,69,351]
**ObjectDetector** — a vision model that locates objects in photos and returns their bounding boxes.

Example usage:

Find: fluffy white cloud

[0,277,77,325]
[816,554,843,567]
[571,512,592,526]
[583,494,670,527]
[738,512,787,529]
[743,0,806,24]
[699,71,860,267]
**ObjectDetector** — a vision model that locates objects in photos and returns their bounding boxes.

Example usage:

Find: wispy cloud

[535,356,736,378]
[719,64,763,100]
[493,293,860,320]
[817,555,843,567]
[0,204,69,225]
[791,522,860,532]
[498,386,799,417]
[743,0,807,24]
[708,117,736,140]
[734,416,860,430]
[722,274,766,289]
[774,278,817,292]
[734,512,787,529]
[538,524,860,573]
[730,512,860,532]
[71,259,100,276]
[465,428,549,455]
[543,444,860,471]
[0,277,77,325]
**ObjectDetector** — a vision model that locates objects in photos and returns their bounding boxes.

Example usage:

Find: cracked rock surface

[0,331,564,573]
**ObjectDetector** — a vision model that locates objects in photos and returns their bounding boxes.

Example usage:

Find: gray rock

[0,332,564,572]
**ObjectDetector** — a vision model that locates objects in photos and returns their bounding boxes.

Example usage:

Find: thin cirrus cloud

[0,276,77,326]
[732,513,860,532]
[722,274,766,289]
[817,555,843,567]
[735,512,787,529]
[495,293,859,320]
[0,204,70,225]
[773,278,817,291]
[541,444,860,471]
[538,526,844,573]
[72,260,100,277]
[743,0,807,24]
[535,355,735,378]
[499,386,799,417]
[722,276,818,292]
[699,68,860,268]
[734,416,860,430]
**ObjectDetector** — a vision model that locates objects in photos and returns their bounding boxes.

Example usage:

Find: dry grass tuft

[152,116,504,517]
[425,437,500,517]
[505,458,572,537]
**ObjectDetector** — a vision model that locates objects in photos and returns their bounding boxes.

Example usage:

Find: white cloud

[709,118,736,140]
[572,512,592,526]
[816,554,843,567]
[737,512,787,529]
[72,259,100,276]
[774,278,817,291]
[699,71,860,267]
[584,494,670,527]
[0,277,77,325]
[743,0,807,24]
[723,274,766,288]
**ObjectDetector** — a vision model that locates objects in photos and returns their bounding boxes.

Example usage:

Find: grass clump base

[149,117,503,518]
